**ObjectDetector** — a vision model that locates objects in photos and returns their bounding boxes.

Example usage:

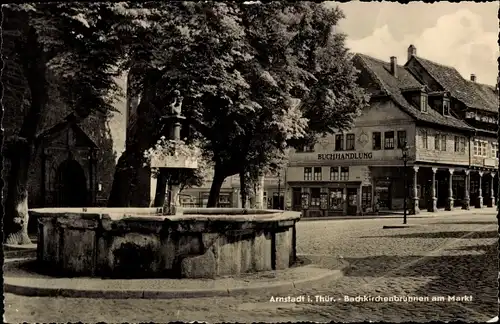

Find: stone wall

[34,208,300,279]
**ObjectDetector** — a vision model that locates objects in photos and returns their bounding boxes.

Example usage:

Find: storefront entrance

[346,188,358,215]
[374,180,391,210]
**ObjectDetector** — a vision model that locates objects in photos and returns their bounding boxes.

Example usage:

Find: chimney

[407,45,417,61]
[470,74,476,82]
[390,56,397,77]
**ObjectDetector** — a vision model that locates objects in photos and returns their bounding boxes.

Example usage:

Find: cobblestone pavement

[4,211,498,323]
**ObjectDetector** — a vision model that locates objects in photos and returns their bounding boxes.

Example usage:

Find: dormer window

[420,93,428,113]
[443,98,450,116]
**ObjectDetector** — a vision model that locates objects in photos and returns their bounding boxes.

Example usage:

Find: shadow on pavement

[427,221,498,226]
[448,244,498,252]
[361,230,498,239]
[342,241,498,317]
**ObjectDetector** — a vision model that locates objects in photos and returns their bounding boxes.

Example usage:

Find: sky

[330,1,499,85]
[108,1,499,157]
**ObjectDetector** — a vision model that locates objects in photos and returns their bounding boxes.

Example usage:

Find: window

[443,99,450,116]
[434,134,440,151]
[384,131,395,149]
[421,94,428,112]
[454,136,460,152]
[335,134,344,151]
[440,135,447,151]
[310,188,321,207]
[340,167,349,180]
[422,130,428,149]
[397,130,407,149]
[481,142,487,156]
[330,167,339,181]
[313,167,322,181]
[372,132,382,150]
[305,143,315,152]
[460,137,466,153]
[346,134,355,151]
[474,140,488,157]
[492,143,498,159]
[304,167,312,180]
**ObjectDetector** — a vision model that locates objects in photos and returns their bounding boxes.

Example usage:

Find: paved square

[5,209,498,322]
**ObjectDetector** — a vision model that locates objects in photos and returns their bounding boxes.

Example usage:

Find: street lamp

[401,141,410,224]
[277,171,281,210]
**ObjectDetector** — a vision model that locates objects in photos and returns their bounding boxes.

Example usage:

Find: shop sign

[318,152,373,161]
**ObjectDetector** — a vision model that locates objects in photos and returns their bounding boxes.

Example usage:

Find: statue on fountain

[170,90,183,117]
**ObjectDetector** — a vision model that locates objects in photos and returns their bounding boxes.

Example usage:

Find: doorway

[346,188,358,215]
[291,188,302,211]
[55,159,88,207]
[272,192,284,210]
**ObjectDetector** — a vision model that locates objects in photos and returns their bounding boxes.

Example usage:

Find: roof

[353,54,474,131]
[36,113,98,148]
[409,56,498,113]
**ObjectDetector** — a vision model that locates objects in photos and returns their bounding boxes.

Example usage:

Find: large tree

[107,2,369,208]
[2,3,130,244]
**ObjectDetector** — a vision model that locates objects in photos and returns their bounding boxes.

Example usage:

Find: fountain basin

[31,208,301,279]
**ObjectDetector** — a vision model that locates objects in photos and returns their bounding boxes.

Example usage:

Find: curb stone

[4,258,343,299]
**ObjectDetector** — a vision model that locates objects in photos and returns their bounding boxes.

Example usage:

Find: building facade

[161,45,498,216]
[287,45,498,217]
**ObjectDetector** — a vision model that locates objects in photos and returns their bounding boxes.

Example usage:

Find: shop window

[304,167,312,181]
[372,132,381,150]
[301,192,310,209]
[330,167,339,181]
[346,134,355,151]
[328,189,344,211]
[335,134,344,151]
[384,131,394,149]
[218,194,231,207]
[340,167,349,181]
[361,186,372,212]
[310,188,321,207]
[313,167,322,181]
[397,130,407,149]
[320,192,328,210]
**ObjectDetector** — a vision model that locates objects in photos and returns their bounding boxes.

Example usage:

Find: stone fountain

[31,91,301,279]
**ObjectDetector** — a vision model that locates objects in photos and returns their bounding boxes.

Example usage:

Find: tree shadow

[342,241,498,316]
[448,244,498,252]
[361,230,498,239]
[428,221,498,226]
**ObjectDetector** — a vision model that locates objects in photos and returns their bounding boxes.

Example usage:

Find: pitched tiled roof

[411,57,498,113]
[354,54,473,131]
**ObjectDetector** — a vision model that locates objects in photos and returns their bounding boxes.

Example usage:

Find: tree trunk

[4,25,48,244]
[153,170,168,207]
[207,167,227,207]
[4,143,33,245]
[239,171,248,208]
[107,69,163,207]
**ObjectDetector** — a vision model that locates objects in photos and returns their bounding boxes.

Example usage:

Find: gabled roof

[353,54,474,131]
[408,56,498,113]
[36,113,98,148]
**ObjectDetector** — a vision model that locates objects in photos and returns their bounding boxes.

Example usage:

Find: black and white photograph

[2,1,498,322]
